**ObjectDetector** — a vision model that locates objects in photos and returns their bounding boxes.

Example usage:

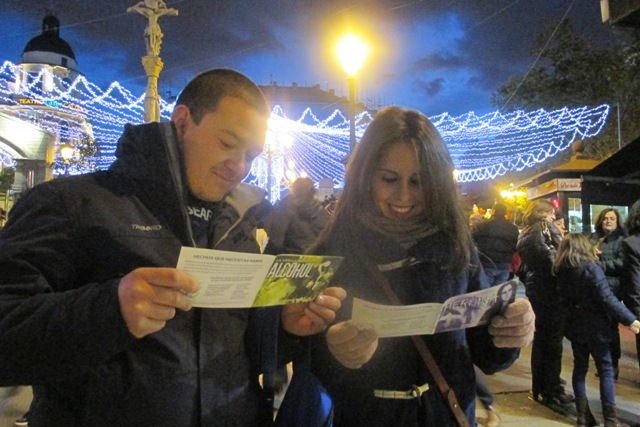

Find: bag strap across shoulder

[371,265,471,427]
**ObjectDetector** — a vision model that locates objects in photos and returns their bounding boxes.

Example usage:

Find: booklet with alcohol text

[351,279,518,338]
[176,247,343,308]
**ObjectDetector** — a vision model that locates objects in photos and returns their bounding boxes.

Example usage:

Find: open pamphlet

[351,279,518,338]
[176,247,343,308]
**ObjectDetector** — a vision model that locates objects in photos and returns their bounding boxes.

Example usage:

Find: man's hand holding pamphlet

[351,279,518,337]
[177,247,343,308]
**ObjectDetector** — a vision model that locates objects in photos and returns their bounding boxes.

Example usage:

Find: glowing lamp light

[500,184,527,224]
[59,144,74,163]
[336,34,369,154]
[500,188,526,200]
[336,34,369,77]
[59,143,74,175]
[285,168,297,182]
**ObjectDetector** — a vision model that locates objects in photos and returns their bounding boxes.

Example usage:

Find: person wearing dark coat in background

[471,202,520,426]
[589,208,627,380]
[0,69,345,427]
[472,203,520,286]
[517,199,574,406]
[261,176,331,396]
[307,106,535,426]
[622,199,640,371]
[264,176,330,254]
[553,233,639,427]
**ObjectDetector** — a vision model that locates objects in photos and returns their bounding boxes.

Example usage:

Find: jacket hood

[110,122,184,193]
[226,183,268,220]
[107,122,190,242]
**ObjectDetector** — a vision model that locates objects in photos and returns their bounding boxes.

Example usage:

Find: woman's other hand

[327,321,378,369]
[281,287,346,336]
[488,298,535,348]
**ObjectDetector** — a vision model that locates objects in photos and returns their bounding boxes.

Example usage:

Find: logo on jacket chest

[131,224,163,231]
[188,205,213,221]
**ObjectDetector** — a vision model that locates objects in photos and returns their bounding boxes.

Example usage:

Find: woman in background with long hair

[517,200,573,405]
[589,208,627,379]
[553,233,639,427]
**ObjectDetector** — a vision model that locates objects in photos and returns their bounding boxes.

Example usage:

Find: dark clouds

[2,0,618,116]
[413,77,444,97]
[411,53,468,73]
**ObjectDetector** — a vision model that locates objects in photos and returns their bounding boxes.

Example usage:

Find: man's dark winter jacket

[264,194,329,254]
[471,217,519,266]
[0,122,277,426]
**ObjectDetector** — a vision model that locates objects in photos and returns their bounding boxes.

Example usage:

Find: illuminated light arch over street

[433,104,610,182]
[0,61,609,192]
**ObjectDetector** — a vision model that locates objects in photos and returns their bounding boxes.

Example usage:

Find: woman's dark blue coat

[310,224,520,426]
[556,261,636,343]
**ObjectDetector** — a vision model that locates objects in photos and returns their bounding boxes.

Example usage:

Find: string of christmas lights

[435,104,610,181]
[0,60,610,196]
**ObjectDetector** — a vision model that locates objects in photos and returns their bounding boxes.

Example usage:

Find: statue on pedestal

[127,0,178,57]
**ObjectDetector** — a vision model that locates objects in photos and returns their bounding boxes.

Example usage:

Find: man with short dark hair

[472,203,520,286]
[0,69,345,426]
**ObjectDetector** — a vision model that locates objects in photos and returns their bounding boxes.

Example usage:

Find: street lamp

[336,34,369,153]
[60,144,74,175]
[500,183,526,224]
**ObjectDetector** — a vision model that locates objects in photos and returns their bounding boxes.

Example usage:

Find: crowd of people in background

[470,199,640,427]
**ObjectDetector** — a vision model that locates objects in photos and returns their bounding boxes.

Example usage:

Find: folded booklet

[351,279,518,338]
[177,247,343,308]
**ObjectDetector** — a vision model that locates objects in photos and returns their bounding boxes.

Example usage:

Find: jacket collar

[109,122,267,245]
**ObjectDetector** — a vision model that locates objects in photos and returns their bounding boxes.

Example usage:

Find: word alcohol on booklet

[177,247,343,308]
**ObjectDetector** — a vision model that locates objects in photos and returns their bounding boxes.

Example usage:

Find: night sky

[1,0,620,118]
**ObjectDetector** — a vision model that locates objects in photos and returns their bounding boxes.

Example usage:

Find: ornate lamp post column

[262,127,293,203]
[128,0,178,122]
[336,34,369,154]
